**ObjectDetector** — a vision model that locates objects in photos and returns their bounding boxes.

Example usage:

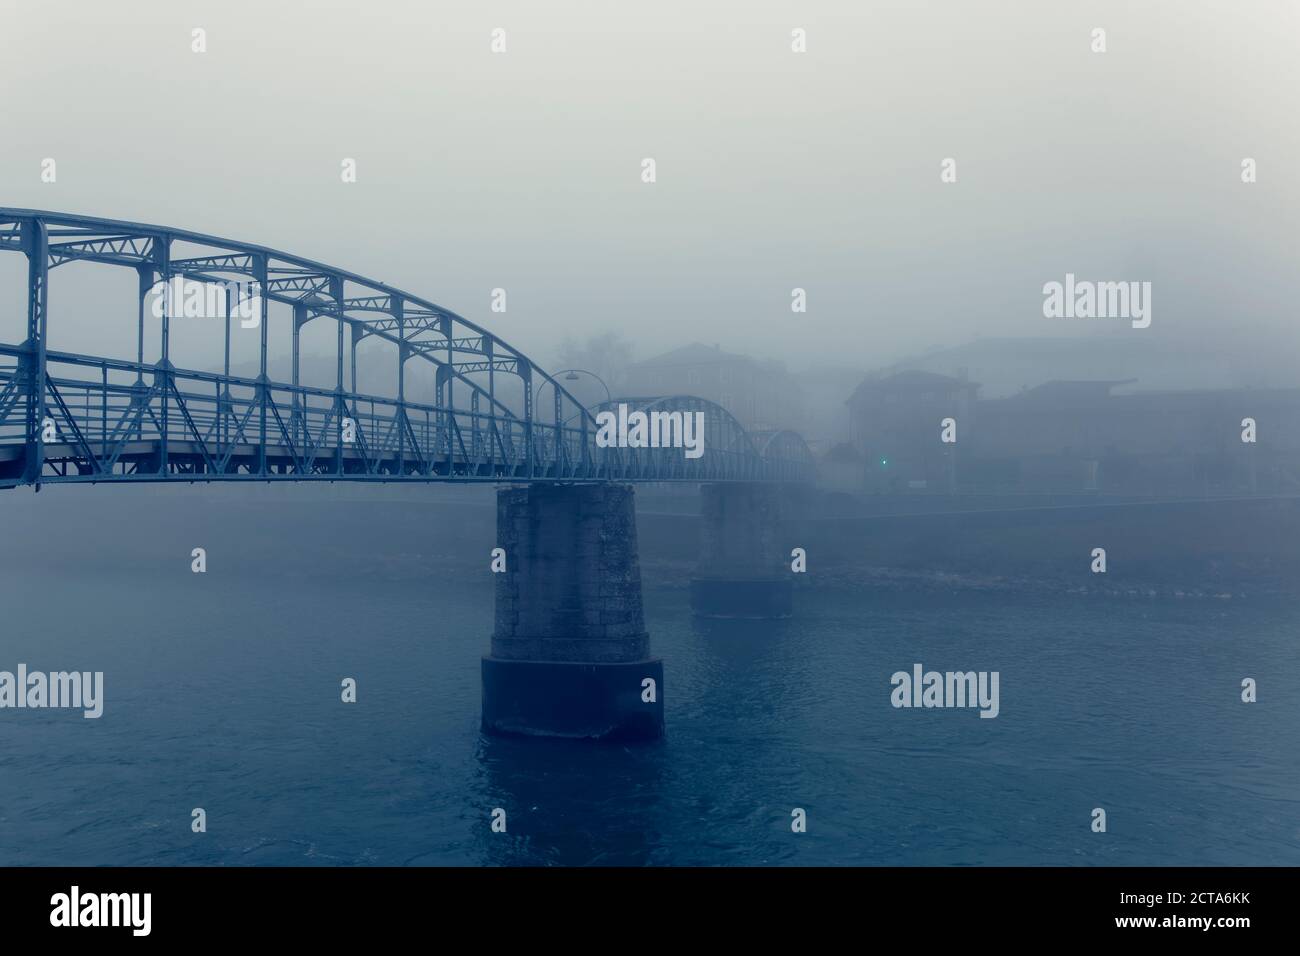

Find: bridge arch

[751,429,818,483]
[0,209,814,487]
[589,395,763,482]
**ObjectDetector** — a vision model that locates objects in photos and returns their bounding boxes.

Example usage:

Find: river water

[2,551,1297,866]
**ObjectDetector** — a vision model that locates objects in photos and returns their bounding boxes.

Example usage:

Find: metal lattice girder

[170,253,256,274]
[264,275,332,297]
[0,221,23,250]
[0,208,816,488]
[47,235,155,268]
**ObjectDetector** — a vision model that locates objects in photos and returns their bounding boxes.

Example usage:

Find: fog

[2,0,1297,384]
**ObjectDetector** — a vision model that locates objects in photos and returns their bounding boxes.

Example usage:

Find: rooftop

[847,369,981,404]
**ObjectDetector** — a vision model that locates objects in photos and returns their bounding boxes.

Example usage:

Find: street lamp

[530,368,614,428]
[558,368,612,406]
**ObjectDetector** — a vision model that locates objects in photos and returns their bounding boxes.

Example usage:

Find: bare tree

[556,331,635,394]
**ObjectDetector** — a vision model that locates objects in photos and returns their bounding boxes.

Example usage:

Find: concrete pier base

[481,483,664,741]
[690,482,793,619]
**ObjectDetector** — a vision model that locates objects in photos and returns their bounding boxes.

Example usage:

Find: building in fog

[621,343,805,432]
[971,383,1300,496]
[873,336,1283,398]
[843,369,1300,497]
[845,370,979,492]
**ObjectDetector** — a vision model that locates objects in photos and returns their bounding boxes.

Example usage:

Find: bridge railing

[0,347,581,481]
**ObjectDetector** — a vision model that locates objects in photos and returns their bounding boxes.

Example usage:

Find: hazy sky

[2,0,1298,377]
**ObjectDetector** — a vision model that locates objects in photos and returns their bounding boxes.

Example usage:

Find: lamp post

[529,369,615,473]
[533,367,614,426]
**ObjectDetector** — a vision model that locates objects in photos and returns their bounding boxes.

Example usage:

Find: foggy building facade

[844,372,1300,497]
[845,370,979,493]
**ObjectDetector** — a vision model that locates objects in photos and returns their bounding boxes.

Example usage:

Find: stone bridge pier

[481,483,664,741]
[690,482,793,619]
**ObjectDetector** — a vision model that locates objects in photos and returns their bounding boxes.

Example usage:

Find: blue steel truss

[0,209,815,488]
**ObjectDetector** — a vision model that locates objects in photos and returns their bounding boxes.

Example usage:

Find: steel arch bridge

[0,209,815,490]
